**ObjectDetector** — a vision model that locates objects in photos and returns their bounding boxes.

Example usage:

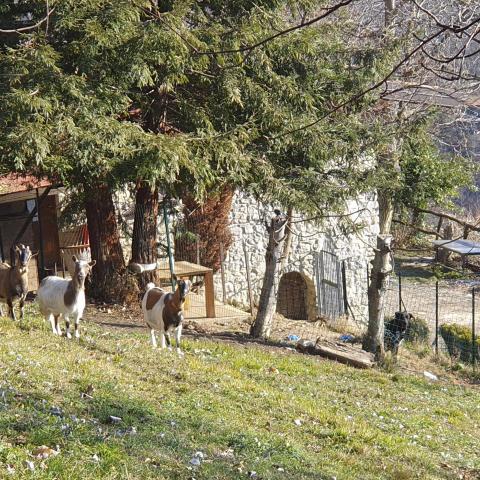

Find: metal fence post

[219,241,226,304]
[435,281,439,355]
[398,273,402,312]
[162,199,176,289]
[472,287,476,372]
[341,260,348,317]
[243,241,254,314]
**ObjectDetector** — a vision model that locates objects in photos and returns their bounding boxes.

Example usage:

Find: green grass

[0,308,480,479]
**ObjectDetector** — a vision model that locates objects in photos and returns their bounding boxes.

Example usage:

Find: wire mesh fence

[384,275,480,372]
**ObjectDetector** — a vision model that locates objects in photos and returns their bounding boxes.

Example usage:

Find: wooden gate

[314,250,347,320]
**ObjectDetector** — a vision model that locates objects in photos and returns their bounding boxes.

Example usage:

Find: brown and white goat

[37,256,96,338]
[141,278,193,354]
[0,244,36,320]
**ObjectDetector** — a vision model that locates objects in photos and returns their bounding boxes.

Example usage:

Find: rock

[108,415,122,424]
[294,419,302,426]
[423,371,438,381]
[32,445,60,459]
[24,460,35,472]
[49,406,63,417]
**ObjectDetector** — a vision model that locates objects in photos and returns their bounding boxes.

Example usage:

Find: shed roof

[0,174,51,197]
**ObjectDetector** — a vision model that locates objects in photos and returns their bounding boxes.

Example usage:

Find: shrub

[405,317,430,343]
[439,323,480,364]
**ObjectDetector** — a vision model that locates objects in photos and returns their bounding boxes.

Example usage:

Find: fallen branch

[296,339,375,369]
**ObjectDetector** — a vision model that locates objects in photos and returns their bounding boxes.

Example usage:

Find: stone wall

[213,191,379,326]
[113,188,379,326]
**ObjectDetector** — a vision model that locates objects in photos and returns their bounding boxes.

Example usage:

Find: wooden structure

[156,260,216,318]
[433,239,480,267]
[59,224,90,275]
[0,175,63,289]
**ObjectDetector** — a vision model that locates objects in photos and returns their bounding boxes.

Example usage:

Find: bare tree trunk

[84,183,125,301]
[251,212,287,339]
[131,182,159,289]
[363,235,393,359]
[378,191,394,234]
[364,0,400,358]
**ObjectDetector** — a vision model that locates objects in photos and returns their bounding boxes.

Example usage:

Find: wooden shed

[0,175,64,291]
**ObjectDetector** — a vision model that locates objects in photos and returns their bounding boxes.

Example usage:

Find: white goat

[37,256,95,338]
[141,278,192,354]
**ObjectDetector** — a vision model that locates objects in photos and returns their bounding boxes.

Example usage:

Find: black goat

[384,311,413,356]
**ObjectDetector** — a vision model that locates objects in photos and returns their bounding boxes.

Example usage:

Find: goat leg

[7,298,16,321]
[150,329,158,348]
[74,317,80,339]
[54,315,61,335]
[19,296,25,319]
[165,333,172,350]
[175,325,183,356]
[65,318,72,339]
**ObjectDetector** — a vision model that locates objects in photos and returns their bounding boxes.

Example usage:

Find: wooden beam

[393,218,445,238]
[416,208,480,232]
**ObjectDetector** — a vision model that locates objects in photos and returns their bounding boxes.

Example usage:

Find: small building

[0,175,86,291]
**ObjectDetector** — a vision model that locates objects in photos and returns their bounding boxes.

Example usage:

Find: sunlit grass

[0,306,479,479]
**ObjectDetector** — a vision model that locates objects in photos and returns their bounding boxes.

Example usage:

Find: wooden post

[435,217,443,240]
[243,241,254,315]
[35,188,46,279]
[0,225,4,262]
[204,270,216,318]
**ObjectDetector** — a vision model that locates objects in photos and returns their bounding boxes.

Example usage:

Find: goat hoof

[66,332,72,339]
[177,349,184,356]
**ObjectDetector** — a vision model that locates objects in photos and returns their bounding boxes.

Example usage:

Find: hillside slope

[0,311,479,480]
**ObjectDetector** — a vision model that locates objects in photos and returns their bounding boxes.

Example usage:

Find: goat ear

[14,245,21,253]
[88,260,96,267]
[72,255,78,262]
[172,273,178,282]
[30,251,39,258]
[408,314,415,321]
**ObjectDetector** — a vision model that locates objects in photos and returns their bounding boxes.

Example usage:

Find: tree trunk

[84,183,125,301]
[251,212,288,339]
[131,182,159,289]
[363,235,393,359]
[378,191,394,235]
[280,207,294,273]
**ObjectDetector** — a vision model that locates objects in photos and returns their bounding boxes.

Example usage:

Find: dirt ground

[83,301,340,347]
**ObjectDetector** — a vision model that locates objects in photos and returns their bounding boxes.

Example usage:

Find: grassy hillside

[0,310,479,480]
